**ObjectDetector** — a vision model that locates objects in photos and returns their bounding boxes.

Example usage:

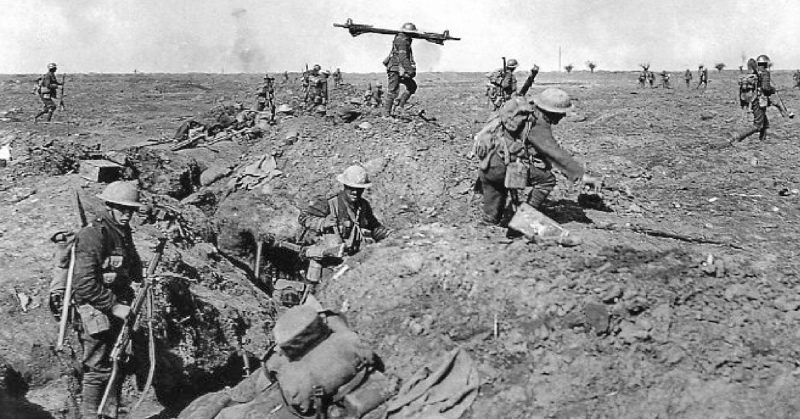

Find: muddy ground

[1,69,799,418]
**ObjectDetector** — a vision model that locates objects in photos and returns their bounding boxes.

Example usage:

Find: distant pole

[558,46,562,72]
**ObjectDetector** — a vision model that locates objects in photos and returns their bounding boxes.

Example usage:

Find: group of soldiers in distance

[31,15,798,416]
[637,65,707,89]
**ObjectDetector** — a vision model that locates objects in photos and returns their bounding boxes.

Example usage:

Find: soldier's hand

[111,304,131,319]
[580,174,603,193]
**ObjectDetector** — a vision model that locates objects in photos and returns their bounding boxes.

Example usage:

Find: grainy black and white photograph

[1,1,799,418]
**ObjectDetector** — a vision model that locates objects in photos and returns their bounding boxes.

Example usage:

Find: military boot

[728,127,759,144]
[396,91,412,111]
[382,94,396,118]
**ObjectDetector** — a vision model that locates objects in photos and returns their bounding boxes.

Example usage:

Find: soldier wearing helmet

[298,165,391,282]
[730,54,794,144]
[683,69,693,88]
[255,74,276,123]
[472,88,601,225]
[696,65,708,90]
[382,22,418,117]
[70,181,144,418]
[305,69,329,113]
[487,58,520,110]
[34,62,63,123]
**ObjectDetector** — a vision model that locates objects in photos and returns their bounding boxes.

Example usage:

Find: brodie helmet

[756,54,771,67]
[401,22,418,32]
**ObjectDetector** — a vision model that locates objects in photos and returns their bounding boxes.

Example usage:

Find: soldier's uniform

[383,23,417,116]
[306,71,329,112]
[731,55,794,143]
[363,83,384,108]
[298,166,391,282]
[487,59,519,110]
[332,68,342,87]
[660,71,671,89]
[473,91,594,225]
[34,63,62,122]
[638,71,646,88]
[256,75,275,114]
[71,182,144,419]
[646,71,655,88]
[696,66,708,89]
[793,70,800,88]
[684,69,693,88]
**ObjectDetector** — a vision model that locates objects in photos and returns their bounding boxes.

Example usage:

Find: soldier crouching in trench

[472,88,601,227]
[297,165,392,284]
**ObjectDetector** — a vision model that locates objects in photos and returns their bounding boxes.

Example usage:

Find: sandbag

[177,391,233,419]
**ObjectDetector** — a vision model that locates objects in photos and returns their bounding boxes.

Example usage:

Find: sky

[1,0,799,74]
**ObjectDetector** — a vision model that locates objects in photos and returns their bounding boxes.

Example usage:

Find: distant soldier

[660,71,671,89]
[306,70,329,112]
[363,82,383,108]
[696,65,708,89]
[637,71,646,88]
[282,71,290,84]
[730,55,794,144]
[471,89,601,225]
[646,70,655,88]
[793,69,800,89]
[255,74,275,111]
[487,58,519,110]
[382,22,417,117]
[298,165,391,281]
[302,65,321,104]
[332,68,342,87]
[34,62,62,123]
[683,69,693,88]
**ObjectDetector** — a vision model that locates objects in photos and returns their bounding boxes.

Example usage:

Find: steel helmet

[47,63,57,69]
[756,54,771,66]
[276,104,293,113]
[506,59,519,69]
[401,22,417,32]
[273,305,322,351]
[313,64,321,71]
[533,88,573,114]
[337,165,372,189]
[96,181,143,208]
[314,104,327,115]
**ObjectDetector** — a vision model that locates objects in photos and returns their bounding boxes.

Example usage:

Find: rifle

[97,236,168,416]
[55,189,88,350]
[58,74,66,110]
[334,18,460,45]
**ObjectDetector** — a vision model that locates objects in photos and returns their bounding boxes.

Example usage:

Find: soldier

[793,69,800,89]
[34,62,63,123]
[302,65,321,104]
[298,165,391,281]
[660,71,671,89]
[638,71,646,88]
[696,65,708,89]
[487,58,519,110]
[683,69,693,88]
[306,70,329,112]
[255,74,275,114]
[730,54,794,144]
[472,89,601,225]
[282,71,290,84]
[382,22,418,117]
[332,68,342,88]
[363,82,383,108]
[72,181,144,418]
[646,70,655,88]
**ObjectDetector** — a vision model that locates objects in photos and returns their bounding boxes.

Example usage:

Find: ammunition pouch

[77,304,110,336]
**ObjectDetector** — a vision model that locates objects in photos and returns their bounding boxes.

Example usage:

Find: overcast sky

[1,0,798,74]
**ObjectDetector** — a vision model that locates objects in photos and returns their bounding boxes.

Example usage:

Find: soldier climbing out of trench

[298,165,392,285]
[69,181,144,419]
[471,88,602,226]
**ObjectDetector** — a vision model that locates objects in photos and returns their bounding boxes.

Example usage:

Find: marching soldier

[34,62,62,123]
[472,89,601,225]
[638,71,646,88]
[730,54,794,144]
[487,58,519,110]
[306,70,329,113]
[696,65,708,89]
[71,181,144,418]
[255,74,275,115]
[332,68,343,87]
[660,71,671,89]
[646,70,655,88]
[793,69,800,89]
[683,69,693,88]
[383,22,418,117]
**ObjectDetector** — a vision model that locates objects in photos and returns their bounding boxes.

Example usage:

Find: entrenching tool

[333,18,460,45]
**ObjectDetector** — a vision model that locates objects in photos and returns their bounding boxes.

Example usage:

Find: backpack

[32,78,43,95]
[487,69,504,86]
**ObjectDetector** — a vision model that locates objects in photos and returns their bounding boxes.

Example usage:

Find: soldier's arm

[526,121,585,182]
[298,197,332,233]
[71,227,117,313]
[395,36,415,73]
[361,201,390,242]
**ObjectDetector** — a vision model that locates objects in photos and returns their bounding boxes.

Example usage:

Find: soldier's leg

[79,327,120,418]
[758,112,769,141]
[730,103,764,144]
[479,164,508,225]
[383,71,400,116]
[44,100,57,121]
[396,77,418,109]
[526,166,557,209]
